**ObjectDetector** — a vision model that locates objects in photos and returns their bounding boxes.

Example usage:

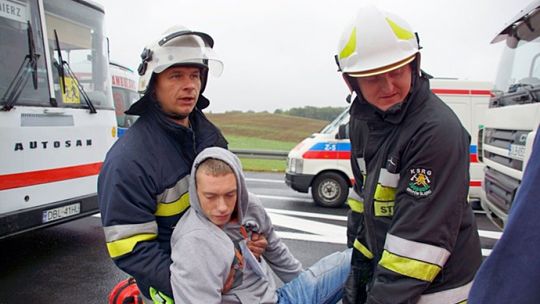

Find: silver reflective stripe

[349,190,362,201]
[103,221,158,242]
[384,233,450,267]
[357,158,366,174]
[378,168,399,188]
[417,280,473,304]
[157,175,190,203]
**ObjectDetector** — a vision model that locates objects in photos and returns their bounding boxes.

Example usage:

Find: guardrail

[230,148,288,160]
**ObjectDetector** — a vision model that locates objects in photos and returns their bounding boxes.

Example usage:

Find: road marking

[478,230,503,239]
[266,211,347,245]
[256,194,313,203]
[266,208,347,221]
[264,208,498,256]
[246,178,284,184]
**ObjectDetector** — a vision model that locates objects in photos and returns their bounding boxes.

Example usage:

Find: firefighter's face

[196,171,237,228]
[154,66,201,125]
[355,64,412,111]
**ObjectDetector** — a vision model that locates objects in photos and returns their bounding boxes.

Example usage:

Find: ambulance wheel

[312,172,348,208]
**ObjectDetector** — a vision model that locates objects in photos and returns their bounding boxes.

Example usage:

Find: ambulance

[285,78,493,207]
[110,62,139,137]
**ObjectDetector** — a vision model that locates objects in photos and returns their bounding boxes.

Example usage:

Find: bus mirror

[336,124,349,140]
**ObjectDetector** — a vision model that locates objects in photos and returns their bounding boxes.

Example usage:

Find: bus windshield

[0,0,113,109]
[45,0,112,109]
[0,0,49,106]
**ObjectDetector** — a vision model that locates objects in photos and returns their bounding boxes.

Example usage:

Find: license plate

[42,203,81,223]
[508,144,526,160]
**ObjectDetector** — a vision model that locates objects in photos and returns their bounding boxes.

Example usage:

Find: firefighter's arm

[98,157,173,300]
[367,121,469,304]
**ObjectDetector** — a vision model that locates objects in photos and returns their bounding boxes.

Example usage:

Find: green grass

[239,158,287,172]
[225,135,297,151]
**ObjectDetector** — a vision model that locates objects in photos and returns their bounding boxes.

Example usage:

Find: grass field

[207,112,327,143]
[207,112,329,171]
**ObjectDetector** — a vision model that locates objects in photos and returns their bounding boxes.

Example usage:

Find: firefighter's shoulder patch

[406,167,432,198]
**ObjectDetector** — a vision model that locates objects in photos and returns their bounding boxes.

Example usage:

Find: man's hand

[247,233,267,261]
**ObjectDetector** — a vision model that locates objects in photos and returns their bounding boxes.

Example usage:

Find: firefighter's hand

[248,233,267,261]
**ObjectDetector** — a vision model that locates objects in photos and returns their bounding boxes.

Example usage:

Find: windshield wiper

[491,84,540,107]
[1,21,40,111]
[53,29,97,113]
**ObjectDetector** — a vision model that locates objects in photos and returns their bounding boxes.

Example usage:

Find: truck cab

[479,1,540,229]
[286,78,492,207]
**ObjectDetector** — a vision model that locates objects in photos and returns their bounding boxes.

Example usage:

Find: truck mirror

[336,124,349,139]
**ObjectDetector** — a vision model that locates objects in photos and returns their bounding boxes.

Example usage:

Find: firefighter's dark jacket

[98,98,227,299]
[346,73,482,303]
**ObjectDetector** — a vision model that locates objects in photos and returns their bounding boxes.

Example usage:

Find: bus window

[0,0,50,107]
[44,0,113,109]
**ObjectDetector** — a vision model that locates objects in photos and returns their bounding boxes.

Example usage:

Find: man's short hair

[196,158,234,178]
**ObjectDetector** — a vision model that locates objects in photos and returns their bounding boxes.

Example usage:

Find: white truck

[478,0,540,229]
[286,78,492,207]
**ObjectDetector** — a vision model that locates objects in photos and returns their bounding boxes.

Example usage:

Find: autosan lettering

[13,139,93,151]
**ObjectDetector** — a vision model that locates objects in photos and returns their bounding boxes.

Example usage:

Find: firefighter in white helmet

[98,25,267,304]
[336,6,482,304]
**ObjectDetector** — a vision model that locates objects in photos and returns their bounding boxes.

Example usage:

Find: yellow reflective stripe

[348,198,364,213]
[379,250,441,282]
[339,27,357,59]
[353,239,374,259]
[374,201,394,217]
[155,192,190,216]
[386,17,414,40]
[106,233,157,258]
[374,184,396,202]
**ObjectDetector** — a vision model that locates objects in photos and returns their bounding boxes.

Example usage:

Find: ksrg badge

[406,168,432,197]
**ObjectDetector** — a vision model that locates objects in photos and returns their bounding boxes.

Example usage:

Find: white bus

[0,0,117,238]
[110,62,139,137]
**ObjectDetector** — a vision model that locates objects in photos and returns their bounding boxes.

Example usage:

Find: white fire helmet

[336,5,420,78]
[137,25,223,94]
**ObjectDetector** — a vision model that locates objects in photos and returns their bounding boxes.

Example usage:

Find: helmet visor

[152,45,224,77]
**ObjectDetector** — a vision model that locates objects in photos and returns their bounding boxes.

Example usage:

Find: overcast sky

[95,0,531,113]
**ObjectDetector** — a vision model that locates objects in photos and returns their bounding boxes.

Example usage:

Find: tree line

[274,106,347,121]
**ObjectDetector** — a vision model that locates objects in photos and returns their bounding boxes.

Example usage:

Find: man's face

[355,64,412,111]
[196,171,237,227]
[154,66,201,124]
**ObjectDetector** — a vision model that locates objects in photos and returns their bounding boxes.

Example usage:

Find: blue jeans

[277,248,352,304]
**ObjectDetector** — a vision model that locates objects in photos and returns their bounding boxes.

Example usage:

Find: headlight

[288,158,303,173]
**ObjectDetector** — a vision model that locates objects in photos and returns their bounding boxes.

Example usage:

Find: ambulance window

[0,0,50,107]
[321,108,350,134]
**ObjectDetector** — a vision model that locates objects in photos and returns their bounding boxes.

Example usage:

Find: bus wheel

[312,172,348,208]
